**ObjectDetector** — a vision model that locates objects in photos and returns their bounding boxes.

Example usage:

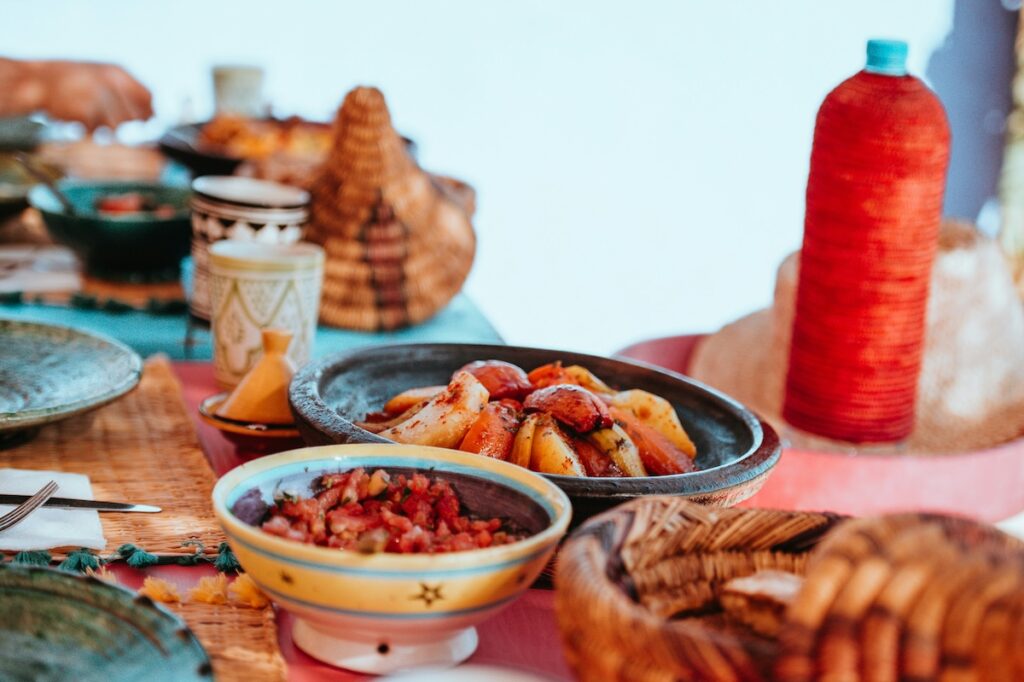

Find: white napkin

[0,469,106,551]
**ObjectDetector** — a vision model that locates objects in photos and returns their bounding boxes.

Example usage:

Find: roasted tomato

[459,402,520,460]
[571,436,624,477]
[527,362,574,390]
[523,384,613,433]
[455,360,533,400]
[497,398,523,413]
[610,406,695,475]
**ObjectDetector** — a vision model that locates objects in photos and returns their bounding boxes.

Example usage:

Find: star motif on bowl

[410,582,444,608]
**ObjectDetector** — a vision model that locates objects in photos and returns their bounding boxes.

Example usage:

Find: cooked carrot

[572,436,624,477]
[357,399,429,433]
[611,406,695,475]
[526,362,574,389]
[459,402,520,460]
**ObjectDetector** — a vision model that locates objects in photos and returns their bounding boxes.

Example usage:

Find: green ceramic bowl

[0,565,212,681]
[28,180,191,280]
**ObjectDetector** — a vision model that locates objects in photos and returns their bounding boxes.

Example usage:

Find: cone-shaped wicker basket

[555,498,1024,682]
[307,86,476,331]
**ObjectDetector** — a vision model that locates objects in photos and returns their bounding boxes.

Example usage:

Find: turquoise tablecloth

[0,294,502,360]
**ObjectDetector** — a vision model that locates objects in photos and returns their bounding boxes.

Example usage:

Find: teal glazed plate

[0,565,211,681]
[0,319,142,438]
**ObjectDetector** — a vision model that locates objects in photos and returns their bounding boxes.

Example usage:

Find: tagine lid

[307,86,476,332]
[215,329,296,425]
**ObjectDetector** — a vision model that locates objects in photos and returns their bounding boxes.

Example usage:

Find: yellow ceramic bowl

[211,444,571,674]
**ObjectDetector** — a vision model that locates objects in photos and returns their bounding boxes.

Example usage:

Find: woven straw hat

[307,87,476,330]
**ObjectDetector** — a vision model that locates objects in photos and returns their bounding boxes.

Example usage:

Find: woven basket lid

[307,86,476,331]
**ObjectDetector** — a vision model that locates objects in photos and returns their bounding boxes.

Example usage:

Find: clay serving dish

[158,120,418,178]
[289,343,781,524]
[212,443,571,674]
[198,393,304,454]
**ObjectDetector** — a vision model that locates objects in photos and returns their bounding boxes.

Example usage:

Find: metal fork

[0,481,58,533]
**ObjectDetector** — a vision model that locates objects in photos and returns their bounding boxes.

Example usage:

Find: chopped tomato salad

[260,468,524,554]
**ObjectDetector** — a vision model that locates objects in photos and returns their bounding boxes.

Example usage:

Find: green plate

[0,319,142,434]
[0,565,212,681]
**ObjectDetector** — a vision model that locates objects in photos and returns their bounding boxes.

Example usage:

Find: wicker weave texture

[555,497,1024,682]
[308,86,475,331]
[776,513,1024,682]
[169,601,286,682]
[555,498,842,681]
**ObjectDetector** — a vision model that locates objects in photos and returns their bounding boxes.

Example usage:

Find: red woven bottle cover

[783,68,950,444]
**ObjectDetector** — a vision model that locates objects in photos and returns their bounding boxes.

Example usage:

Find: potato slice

[383,385,445,415]
[529,414,586,476]
[609,390,697,458]
[509,413,540,468]
[357,399,429,434]
[563,365,615,396]
[380,372,488,448]
[586,424,647,477]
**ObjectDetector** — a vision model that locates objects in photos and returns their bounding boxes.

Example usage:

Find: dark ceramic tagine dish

[289,343,781,525]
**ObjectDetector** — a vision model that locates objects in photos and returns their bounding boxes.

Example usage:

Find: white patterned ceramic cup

[209,241,324,388]
[190,176,310,321]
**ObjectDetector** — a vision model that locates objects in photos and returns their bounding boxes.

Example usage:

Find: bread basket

[555,497,1024,681]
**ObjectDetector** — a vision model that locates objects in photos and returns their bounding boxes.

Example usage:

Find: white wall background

[2,1,1016,354]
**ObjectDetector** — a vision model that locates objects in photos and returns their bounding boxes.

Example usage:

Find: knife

[0,495,161,513]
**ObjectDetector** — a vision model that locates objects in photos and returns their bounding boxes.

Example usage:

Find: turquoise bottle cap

[865,39,908,76]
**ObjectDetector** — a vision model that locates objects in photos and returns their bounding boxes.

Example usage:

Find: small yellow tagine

[215,329,296,425]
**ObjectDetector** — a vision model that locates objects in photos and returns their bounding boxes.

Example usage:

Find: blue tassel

[58,548,100,573]
[12,550,51,567]
[213,542,240,573]
[115,544,160,569]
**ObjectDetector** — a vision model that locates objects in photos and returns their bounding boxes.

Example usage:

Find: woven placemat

[1,355,222,555]
[169,601,286,682]
[0,356,286,681]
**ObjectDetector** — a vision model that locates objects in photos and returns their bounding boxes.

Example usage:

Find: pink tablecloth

[168,361,573,682]
[616,334,1024,522]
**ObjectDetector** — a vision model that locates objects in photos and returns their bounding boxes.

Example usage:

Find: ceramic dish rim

[27,180,192,222]
[288,343,781,498]
[0,563,212,676]
[198,393,300,438]
[211,444,573,572]
[0,319,143,430]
